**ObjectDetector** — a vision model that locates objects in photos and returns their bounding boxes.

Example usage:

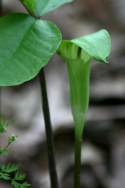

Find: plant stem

[74,120,85,188]
[0,0,2,115]
[39,68,59,188]
[74,135,82,188]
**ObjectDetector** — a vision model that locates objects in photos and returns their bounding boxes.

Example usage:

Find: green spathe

[0,13,62,86]
[58,30,111,62]
[20,0,74,16]
[58,29,111,139]
[58,30,111,124]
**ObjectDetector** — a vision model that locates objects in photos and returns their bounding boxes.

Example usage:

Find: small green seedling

[0,0,111,188]
[0,118,31,188]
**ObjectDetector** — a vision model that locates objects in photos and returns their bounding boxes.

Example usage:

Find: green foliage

[0,164,31,188]
[1,164,18,173]
[0,118,8,133]
[0,147,9,156]
[0,13,61,86]
[20,0,74,17]
[0,119,31,188]
[0,118,9,156]
[8,135,17,145]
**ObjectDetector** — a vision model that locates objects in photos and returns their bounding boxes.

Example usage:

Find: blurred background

[1,0,125,187]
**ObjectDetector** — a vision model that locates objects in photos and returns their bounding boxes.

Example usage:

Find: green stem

[74,119,85,188]
[19,0,40,19]
[39,68,59,188]
[74,139,81,188]
[0,0,2,115]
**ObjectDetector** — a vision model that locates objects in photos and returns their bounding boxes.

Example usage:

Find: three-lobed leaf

[0,13,61,86]
[20,0,74,17]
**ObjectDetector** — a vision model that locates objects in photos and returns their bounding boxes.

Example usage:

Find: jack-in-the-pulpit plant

[0,0,111,187]
[57,30,111,187]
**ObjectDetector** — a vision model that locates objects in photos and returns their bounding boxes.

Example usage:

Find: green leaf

[0,118,7,133]
[0,148,8,156]
[11,180,23,188]
[58,29,111,137]
[8,135,17,145]
[11,179,31,188]
[0,172,10,180]
[14,171,26,181]
[1,164,18,173]
[0,164,31,187]
[20,0,74,17]
[0,13,61,86]
[21,182,31,188]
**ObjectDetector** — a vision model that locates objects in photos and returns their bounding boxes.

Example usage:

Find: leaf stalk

[39,69,59,188]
